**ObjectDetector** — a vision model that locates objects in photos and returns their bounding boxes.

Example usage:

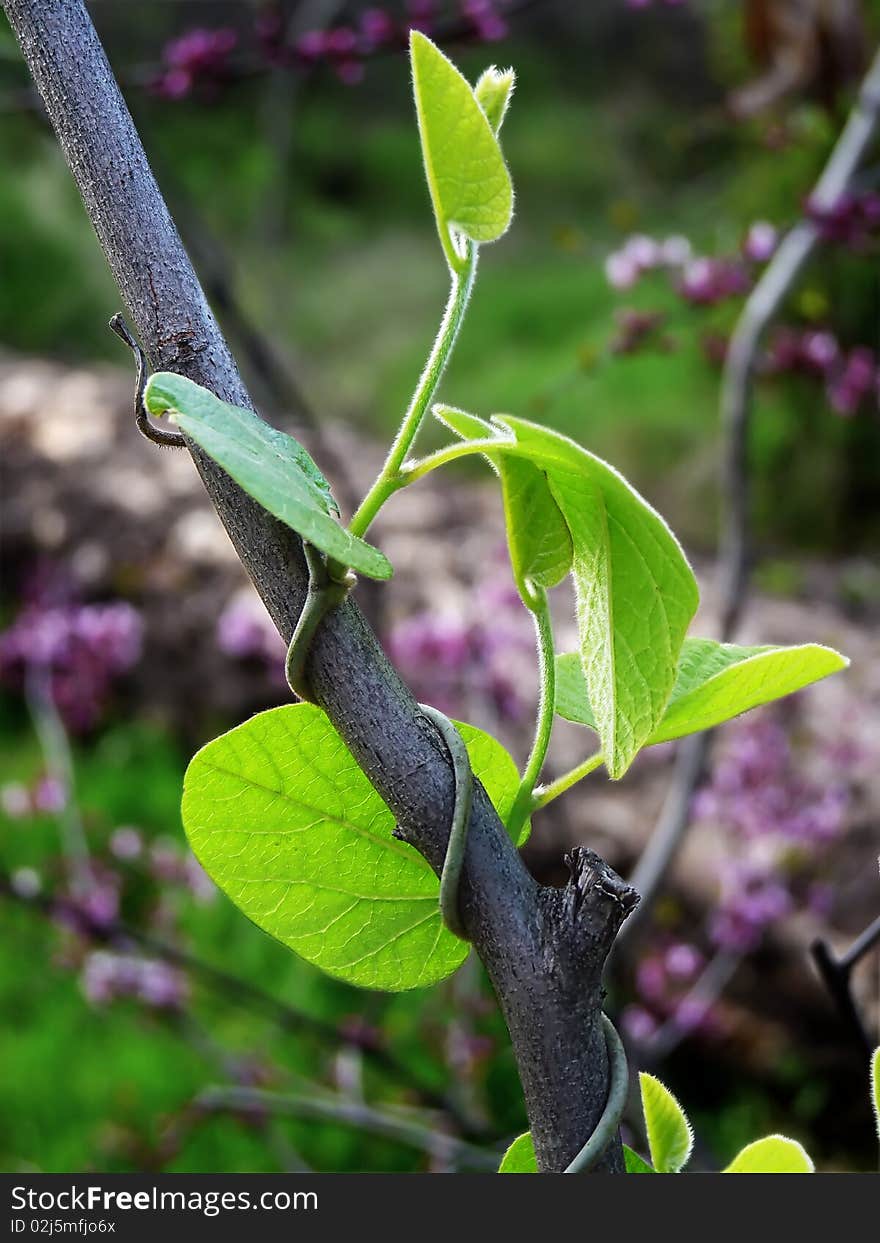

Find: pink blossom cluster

[388,571,534,722]
[692,711,850,952]
[604,225,775,305]
[81,950,187,1010]
[604,233,692,290]
[145,835,216,905]
[1,774,66,819]
[155,2,512,97]
[152,27,239,100]
[621,939,710,1045]
[0,599,143,732]
[624,0,688,10]
[677,255,751,306]
[216,593,286,684]
[609,308,672,355]
[766,329,879,417]
[805,191,880,249]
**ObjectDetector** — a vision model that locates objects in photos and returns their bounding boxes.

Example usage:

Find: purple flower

[743,221,778,263]
[610,308,670,355]
[806,191,880,248]
[153,27,238,99]
[2,783,32,819]
[216,594,285,682]
[827,346,877,417]
[635,955,668,1003]
[605,250,640,290]
[621,1005,658,1041]
[664,942,703,980]
[296,30,330,62]
[81,951,186,1010]
[324,26,358,57]
[679,257,749,306]
[33,775,66,814]
[0,599,143,732]
[360,8,397,50]
[110,826,143,861]
[801,330,840,374]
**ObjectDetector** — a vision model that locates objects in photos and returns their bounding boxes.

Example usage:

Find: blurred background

[1,0,878,1173]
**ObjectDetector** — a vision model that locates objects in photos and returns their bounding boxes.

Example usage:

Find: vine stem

[402,436,501,485]
[531,751,604,811]
[7,0,638,1170]
[349,242,479,538]
[507,586,556,841]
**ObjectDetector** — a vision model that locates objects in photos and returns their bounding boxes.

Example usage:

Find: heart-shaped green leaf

[556,639,848,752]
[498,1132,537,1173]
[639,1072,693,1173]
[493,418,698,778]
[411,32,513,259]
[182,705,521,990]
[421,414,699,777]
[623,1145,655,1173]
[145,372,392,581]
[723,1135,814,1173]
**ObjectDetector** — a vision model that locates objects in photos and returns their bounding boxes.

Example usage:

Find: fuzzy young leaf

[433,403,502,442]
[474,65,516,134]
[623,1145,655,1174]
[411,32,513,258]
[498,1132,537,1173]
[418,415,699,776]
[499,455,572,599]
[556,639,847,752]
[181,706,522,990]
[639,1072,693,1173]
[723,1135,814,1173]
[145,372,392,581]
[494,418,698,779]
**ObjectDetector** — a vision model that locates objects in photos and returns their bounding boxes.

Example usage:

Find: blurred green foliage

[1,4,878,1174]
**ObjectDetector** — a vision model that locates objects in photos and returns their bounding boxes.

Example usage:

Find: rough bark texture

[3,0,638,1172]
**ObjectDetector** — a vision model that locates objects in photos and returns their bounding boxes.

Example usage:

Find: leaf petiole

[506,585,556,841]
[401,435,502,485]
[349,242,479,539]
[531,752,604,811]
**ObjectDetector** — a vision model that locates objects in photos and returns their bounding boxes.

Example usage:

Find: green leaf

[498,455,572,598]
[498,1132,537,1173]
[639,1072,693,1173]
[474,65,516,134]
[410,31,513,257]
[144,372,392,582]
[493,417,698,779]
[455,719,530,846]
[433,403,502,442]
[181,706,522,990]
[723,1135,814,1173]
[871,1047,879,1141]
[623,1145,655,1174]
[556,639,848,750]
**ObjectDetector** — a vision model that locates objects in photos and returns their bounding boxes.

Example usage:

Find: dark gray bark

[3,0,637,1172]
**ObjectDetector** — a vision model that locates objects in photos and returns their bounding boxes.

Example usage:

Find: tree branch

[3,0,637,1171]
[193,1085,499,1171]
[719,43,880,638]
[619,45,880,944]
